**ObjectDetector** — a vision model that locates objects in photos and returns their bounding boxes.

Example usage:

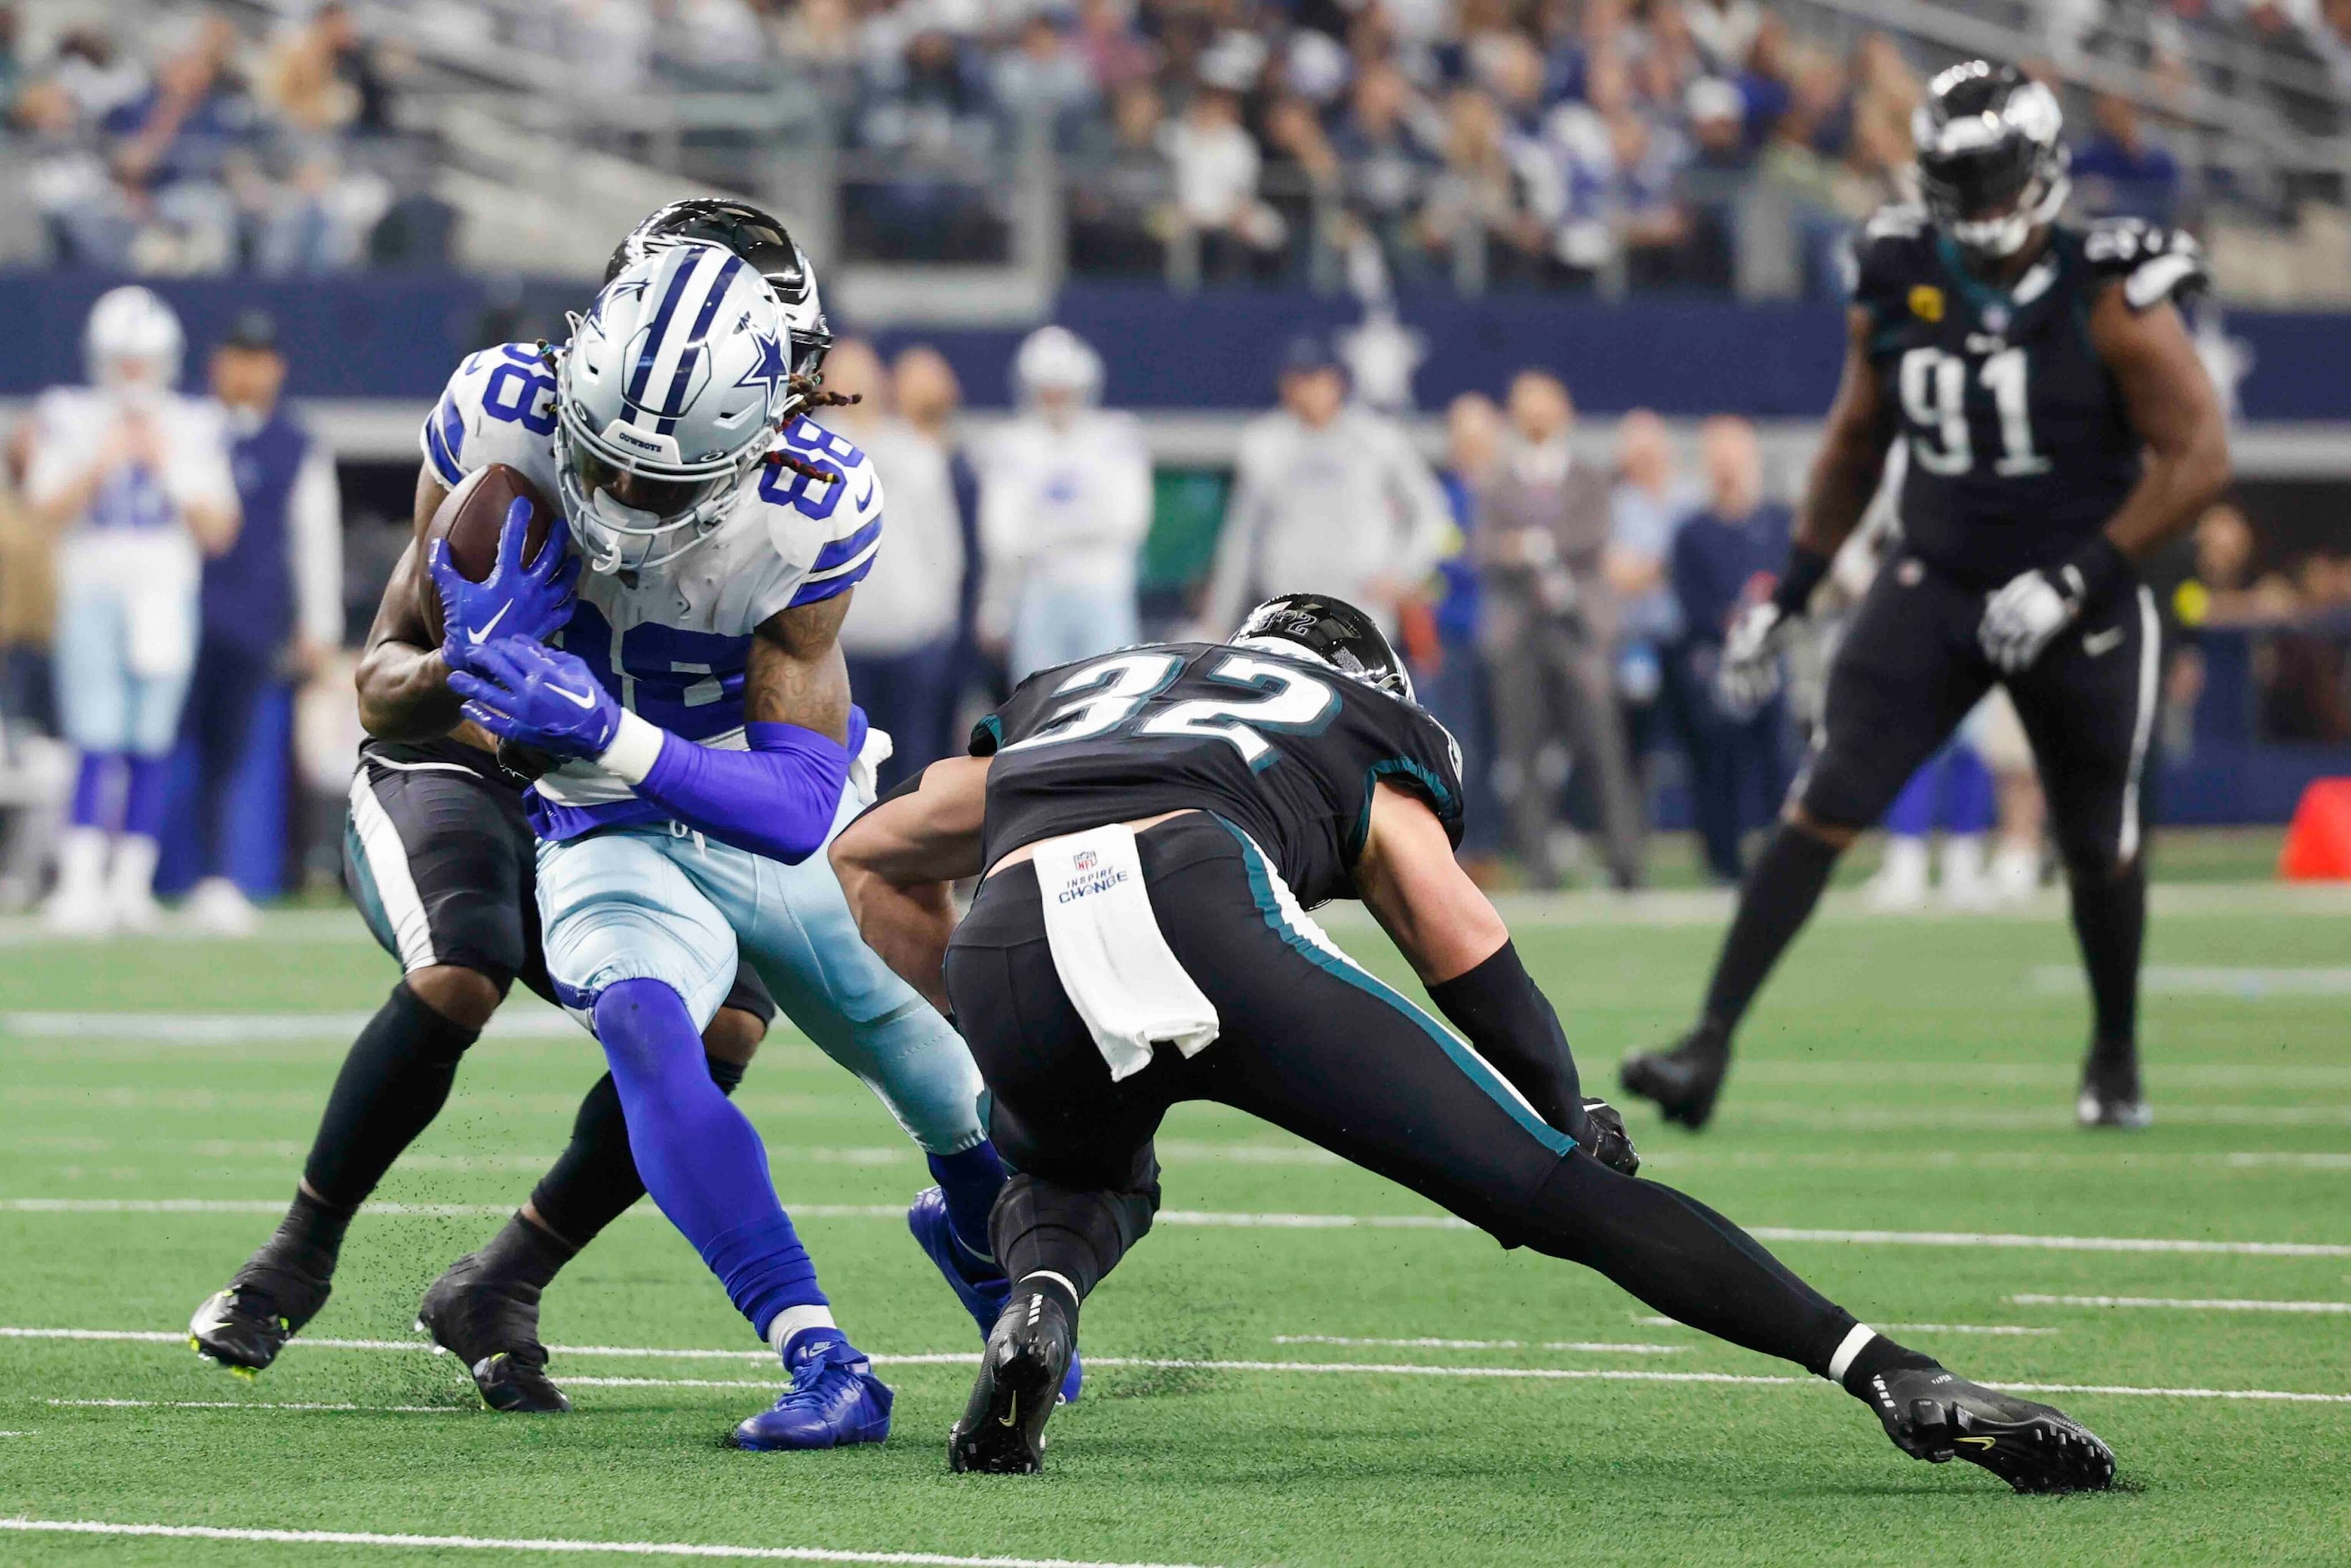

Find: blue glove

[431,498,579,659]
[447,635,622,761]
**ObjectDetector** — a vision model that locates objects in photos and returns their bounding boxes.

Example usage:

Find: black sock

[2069,860,2146,1063]
[1529,1153,1859,1375]
[1837,1329,1942,1399]
[301,983,481,1208]
[1697,825,1843,1039]
[472,1209,579,1293]
[529,1055,746,1247]
[990,1171,1159,1302]
[259,1184,358,1277]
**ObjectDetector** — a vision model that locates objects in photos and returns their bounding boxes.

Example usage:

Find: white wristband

[597,708,669,787]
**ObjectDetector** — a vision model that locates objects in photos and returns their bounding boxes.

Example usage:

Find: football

[417,461,554,646]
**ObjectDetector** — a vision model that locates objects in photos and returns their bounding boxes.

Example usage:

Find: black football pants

[1800,558,2160,879]
[946,813,1862,1377]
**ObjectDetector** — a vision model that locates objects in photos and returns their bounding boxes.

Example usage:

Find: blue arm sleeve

[632,709,869,865]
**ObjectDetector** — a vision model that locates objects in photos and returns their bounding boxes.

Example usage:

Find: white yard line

[1267,1336,1683,1353]
[569,1363,2351,1404]
[46,1399,460,1414]
[1631,1317,2054,1337]
[20,1334,2348,1406]
[0,1519,1217,1568]
[2031,965,2351,997]
[8,1201,2348,1257]
[2011,1294,2351,1314]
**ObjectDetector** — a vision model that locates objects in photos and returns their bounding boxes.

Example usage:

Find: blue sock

[122,755,172,841]
[593,979,828,1337]
[1882,756,1941,837]
[1943,744,1995,836]
[928,1143,1008,1264]
[69,752,117,830]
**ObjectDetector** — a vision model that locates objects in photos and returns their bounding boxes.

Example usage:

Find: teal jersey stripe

[1215,817,1574,1157]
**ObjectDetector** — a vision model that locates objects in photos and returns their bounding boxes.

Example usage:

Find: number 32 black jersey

[971,641,1465,906]
[1853,208,2207,589]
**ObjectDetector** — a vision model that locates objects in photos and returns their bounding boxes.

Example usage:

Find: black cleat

[416,1251,570,1414]
[1580,1096,1641,1176]
[949,1289,1074,1474]
[1618,1029,1730,1130]
[189,1253,331,1375]
[2076,1049,2151,1130]
[1868,1366,2116,1494]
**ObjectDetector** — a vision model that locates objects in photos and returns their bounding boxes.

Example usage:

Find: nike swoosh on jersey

[464,600,513,645]
[549,683,601,709]
[854,478,876,510]
[2081,627,2126,657]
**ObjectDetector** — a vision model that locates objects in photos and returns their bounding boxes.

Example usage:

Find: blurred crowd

[0,4,443,274]
[793,0,2286,283]
[10,0,2341,285]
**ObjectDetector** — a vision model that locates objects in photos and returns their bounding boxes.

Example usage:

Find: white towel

[1033,823,1220,1082]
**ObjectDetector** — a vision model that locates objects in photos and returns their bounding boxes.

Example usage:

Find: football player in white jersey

[29,286,240,933]
[437,238,1068,1449]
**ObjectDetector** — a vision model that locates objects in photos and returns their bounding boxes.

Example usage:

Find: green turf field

[3,876,2349,1566]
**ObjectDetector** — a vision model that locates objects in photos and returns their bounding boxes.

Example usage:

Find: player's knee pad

[990,1170,1160,1299]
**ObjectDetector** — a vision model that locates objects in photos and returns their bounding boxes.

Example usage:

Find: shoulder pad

[419,342,558,488]
[1862,202,1931,244]
[2082,218,2208,311]
[1848,205,1934,307]
[766,417,884,609]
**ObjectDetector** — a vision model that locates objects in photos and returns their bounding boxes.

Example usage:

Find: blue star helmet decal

[735,326,791,413]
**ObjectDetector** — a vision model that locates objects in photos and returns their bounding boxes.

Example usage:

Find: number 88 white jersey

[418,341,885,836]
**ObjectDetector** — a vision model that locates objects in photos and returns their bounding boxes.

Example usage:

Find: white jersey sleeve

[161,395,237,518]
[417,342,563,498]
[24,387,97,510]
[753,414,886,623]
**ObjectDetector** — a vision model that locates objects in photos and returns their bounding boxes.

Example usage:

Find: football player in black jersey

[1620,62,2229,1133]
[187,202,817,1410]
[832,593,2116,1490]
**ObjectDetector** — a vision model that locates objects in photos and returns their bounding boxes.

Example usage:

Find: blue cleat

[731,1337,894,1451]
[909,1186,1082,1404]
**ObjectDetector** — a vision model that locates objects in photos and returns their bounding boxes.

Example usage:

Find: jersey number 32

[1004,651,1339,768]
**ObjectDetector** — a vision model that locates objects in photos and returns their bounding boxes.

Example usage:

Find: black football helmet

[1231,593,1414,705]
[1914,62,2070,261]
[608,199,833,381]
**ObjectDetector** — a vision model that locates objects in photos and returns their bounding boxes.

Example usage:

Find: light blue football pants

[535,782,987,1156]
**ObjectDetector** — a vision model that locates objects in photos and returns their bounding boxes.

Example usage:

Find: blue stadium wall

[6,272,2351,417]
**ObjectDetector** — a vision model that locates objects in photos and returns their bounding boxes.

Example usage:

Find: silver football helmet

[554,240,793,574]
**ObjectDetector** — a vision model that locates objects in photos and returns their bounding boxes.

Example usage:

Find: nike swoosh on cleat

[1956,1436,1998,1448]
[997,1393,1019,1428]
[464,601,513,645]
[549,684,600,710]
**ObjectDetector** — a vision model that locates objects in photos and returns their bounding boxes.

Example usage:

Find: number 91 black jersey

[1853,208,2207,589]
[971,641,1465,906]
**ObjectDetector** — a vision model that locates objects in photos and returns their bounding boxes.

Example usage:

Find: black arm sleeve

[1423,941,1594,1146]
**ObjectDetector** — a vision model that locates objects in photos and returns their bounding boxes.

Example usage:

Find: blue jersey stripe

[655,254,743,438]
[628,251,702,406]
[810,516,882,573]
[422,417,463,486]
[786,551,875,607]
